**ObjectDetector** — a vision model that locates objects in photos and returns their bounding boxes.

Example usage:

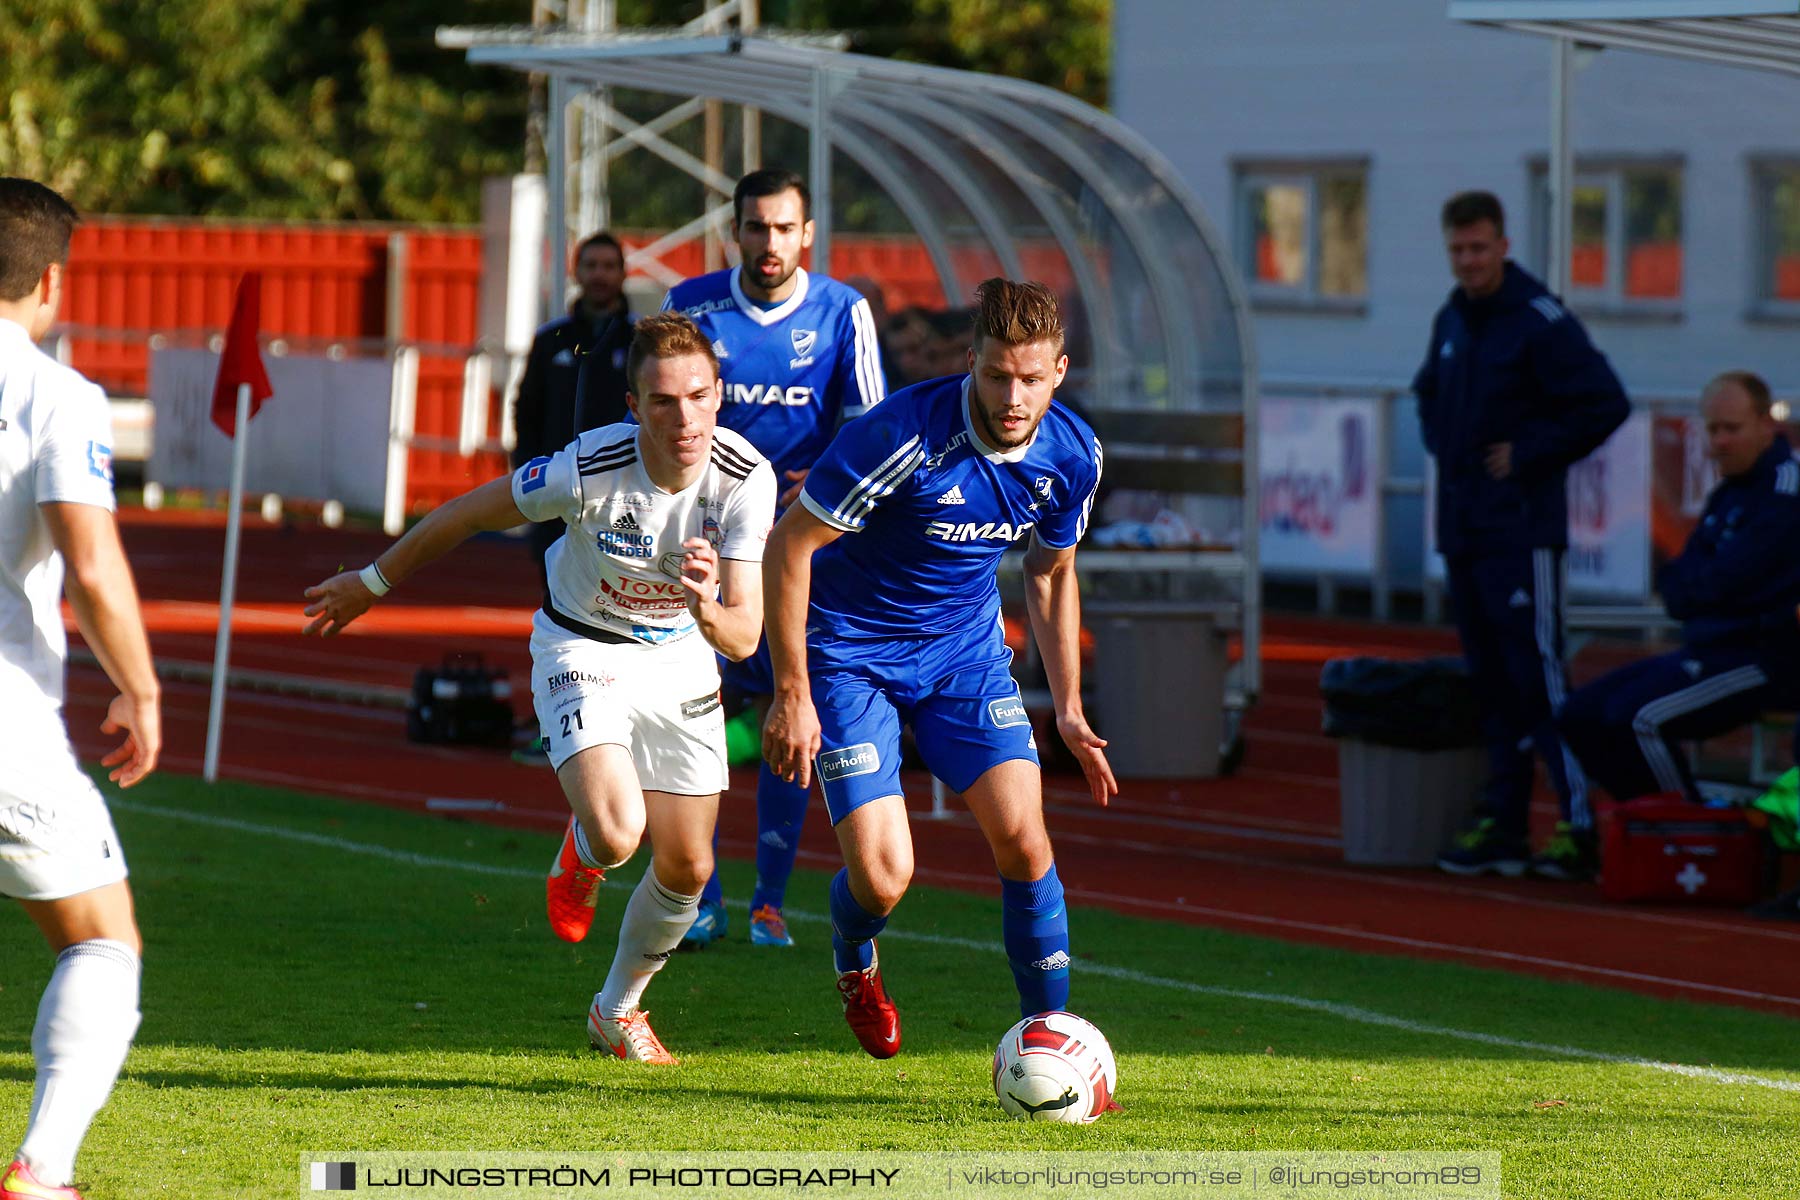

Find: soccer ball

[992,1011,1119,1123]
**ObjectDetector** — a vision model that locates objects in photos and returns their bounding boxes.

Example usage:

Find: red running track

[55,509,1800,1016]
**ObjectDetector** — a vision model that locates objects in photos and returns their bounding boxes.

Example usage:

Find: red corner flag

[210,272,274,436]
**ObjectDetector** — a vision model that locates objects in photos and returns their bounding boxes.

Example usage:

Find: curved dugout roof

[454,31,1255,423]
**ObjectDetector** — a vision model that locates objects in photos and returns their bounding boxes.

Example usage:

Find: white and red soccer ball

[992,1011,1119,1124]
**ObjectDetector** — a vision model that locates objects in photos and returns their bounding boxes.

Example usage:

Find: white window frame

[1233,159,1369,313]
[1750,156,1800,321]
[1528,157,1684,318]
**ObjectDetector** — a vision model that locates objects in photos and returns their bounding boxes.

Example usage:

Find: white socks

[594,870,699,1019]
[20,940,142,1188]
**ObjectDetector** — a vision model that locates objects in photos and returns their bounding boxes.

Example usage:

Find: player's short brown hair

[971,278,1064,354]
[626,311,720,394]
[1441,190,1506,236]
[0,177,79,301]
[1703,369,1774,418]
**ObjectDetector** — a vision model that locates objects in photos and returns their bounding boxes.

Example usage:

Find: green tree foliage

[0,0,1107,222]
[0,0,527,222]
[772,0,1110,109]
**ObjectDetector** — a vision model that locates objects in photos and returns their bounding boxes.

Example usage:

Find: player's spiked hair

[627,311,720,393]
[972,277,1064,354]
[0,177,79,301]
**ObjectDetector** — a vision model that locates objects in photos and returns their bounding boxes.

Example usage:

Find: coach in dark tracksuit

[510,231,634,590]
[1414,192,1629,881]
[1557,371,1800,816]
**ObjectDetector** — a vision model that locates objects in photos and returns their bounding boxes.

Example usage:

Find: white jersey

[0,317,116,723]
[511,422,776,646]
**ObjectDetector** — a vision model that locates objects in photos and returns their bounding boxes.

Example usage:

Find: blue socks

[751,764,808,912]
[1001,864,1070,1017]
[829,868,884,973]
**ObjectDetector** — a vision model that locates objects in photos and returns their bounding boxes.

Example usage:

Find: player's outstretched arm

[302,476,526,637]
[684,541,763,661]
[761,505,844,788]
[43,502,161,787]
[1023,534,1117,808]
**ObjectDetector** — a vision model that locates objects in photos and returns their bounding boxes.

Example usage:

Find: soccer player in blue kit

[761,278,1117,1058]
[662,168,886,949]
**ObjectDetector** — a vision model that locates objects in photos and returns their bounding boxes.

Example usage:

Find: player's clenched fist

[302,569,378,637]
[677,536,720,613]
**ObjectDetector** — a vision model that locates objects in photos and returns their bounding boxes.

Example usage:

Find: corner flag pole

[203,381,252,783]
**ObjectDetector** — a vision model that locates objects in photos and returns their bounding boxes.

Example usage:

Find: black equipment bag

[406,652,516,747]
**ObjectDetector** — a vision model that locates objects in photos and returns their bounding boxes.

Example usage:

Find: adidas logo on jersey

[613,511,641,531]
[936,485,967,505]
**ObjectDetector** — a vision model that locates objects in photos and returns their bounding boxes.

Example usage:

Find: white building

[1115,0,1800,598]
[1116,0,1799,395]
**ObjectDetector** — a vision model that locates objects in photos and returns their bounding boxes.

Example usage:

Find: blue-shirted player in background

[662,168,886,949]
[762,278,1116,1058]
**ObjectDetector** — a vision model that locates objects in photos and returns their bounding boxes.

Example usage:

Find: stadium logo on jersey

[988,696,1030,729]
[819,742,881,782]
[703,514,723,548]
[87,440,114,482]
[936,484,967,505]
[727,382,812,407]
[518,456,552,493]
[926,519,1036,543]
[1034,476,1055,501]
[925,432,971,470]
[612,511,641,531]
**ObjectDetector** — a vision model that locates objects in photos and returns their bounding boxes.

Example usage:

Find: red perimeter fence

[59,216,1009,511]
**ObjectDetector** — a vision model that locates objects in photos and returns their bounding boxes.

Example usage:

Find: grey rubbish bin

[1089,602,1229,779]
[1337,741,1485,865]
[1320,657,1486,866]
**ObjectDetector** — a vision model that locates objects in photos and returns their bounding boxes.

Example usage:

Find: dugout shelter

[444,21,1262,773]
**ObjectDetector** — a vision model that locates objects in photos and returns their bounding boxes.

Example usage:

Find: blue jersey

[662,267,885,483]
[798,375,1102,642]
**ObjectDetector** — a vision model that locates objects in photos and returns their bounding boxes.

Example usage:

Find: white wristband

[358,562,392,597]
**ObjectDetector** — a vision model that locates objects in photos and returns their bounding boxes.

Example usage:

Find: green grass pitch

[1,772,1797,1198]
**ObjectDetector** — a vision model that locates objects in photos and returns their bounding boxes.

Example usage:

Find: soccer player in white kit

[0,179,161,1200]
[303,313,774,1064]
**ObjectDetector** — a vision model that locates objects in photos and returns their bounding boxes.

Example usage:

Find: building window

[1235,162,1368,309]
[1531,161,1683,310]
[1753,159,1800,315]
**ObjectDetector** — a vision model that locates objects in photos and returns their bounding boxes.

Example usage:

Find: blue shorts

[810,620,1038,825]
[719,637,775,699]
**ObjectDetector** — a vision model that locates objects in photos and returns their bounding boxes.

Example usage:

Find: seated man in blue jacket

[1557,371,1800,829]
[1416,191,1630,882]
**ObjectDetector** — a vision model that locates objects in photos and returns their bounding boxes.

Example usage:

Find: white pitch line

[112,800,1800,1096]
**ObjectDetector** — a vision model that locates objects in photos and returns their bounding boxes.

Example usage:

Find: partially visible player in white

[0,178,160,1200]
[303,313,774,1065]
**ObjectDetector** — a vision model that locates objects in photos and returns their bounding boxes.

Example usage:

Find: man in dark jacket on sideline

[1557,371,1800,824]
[511,230,635,589]
[1414,190,1630,882]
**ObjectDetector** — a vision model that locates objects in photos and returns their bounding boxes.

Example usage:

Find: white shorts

[0,715,130,902]
[529,612,728,796]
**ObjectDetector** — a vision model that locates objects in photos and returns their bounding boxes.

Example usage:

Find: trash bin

[1321,657,1486,866]
[1090,602,1229,778]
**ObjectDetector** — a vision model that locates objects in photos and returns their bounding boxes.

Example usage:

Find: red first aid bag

[1601,797,1771,905]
